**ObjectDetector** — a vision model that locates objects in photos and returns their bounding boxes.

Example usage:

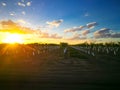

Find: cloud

[82,30,90,36]
[39,31,62,39]
[17,19,27,24]
[86,22,98,29]
[18,2,26,7]
[0,20,35,34]
[111,33,120,38]
[2,2,6,6]
[26,2,31,6]
[18,1,32,7]
[0,20,17,28]
[9,12,16,16]
[40,32,49,38]
[46,19,63,28]
[66,33,86,40]
[0,20,62,39]
[22,11,26,15]
[94,28,110,34]
[64,22,97,33]
[64,26,85,33]
[94,28,114,38]
[50,33,62,39]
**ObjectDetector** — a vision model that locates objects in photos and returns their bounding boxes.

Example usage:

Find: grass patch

[69,47,88,59]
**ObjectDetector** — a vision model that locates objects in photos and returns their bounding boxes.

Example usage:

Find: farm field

[0,43,120,89]
[0,0,120,89]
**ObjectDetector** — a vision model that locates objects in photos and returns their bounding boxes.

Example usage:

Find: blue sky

[0,0,120,44]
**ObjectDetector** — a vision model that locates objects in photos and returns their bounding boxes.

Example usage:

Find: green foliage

[60,42,68,48]
[69,47,88,59]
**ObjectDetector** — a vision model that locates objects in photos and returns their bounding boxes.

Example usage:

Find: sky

[0,0,120,44]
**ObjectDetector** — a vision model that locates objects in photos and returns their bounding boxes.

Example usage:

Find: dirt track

[0,46,120,89]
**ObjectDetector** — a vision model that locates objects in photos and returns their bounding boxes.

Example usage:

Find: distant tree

[118,42,120,46]
[60,42,68,48]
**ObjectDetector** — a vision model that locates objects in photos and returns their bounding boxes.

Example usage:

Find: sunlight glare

[2,34,24,44]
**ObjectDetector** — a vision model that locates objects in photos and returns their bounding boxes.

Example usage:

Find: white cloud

[22,11,26,15]
[17,19,27,24]
[18,1,32,7]
[26,2,31,6]
[10,13,14,16]
[9,12,16,16]
[86,22,98,29]
[18,2,26,7]
[46,19,63,28]
[64,26,85,33]
[2,2,6,6]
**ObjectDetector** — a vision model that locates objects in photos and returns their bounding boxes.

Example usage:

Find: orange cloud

[0,20,36,34]
[0,20,62,40]
[66,33,86,40]
[82,30,90,36]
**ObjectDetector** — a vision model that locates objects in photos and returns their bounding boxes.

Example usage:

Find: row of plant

[72,42,120,58]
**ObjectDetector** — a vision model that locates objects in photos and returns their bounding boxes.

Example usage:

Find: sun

[2,34,24,44]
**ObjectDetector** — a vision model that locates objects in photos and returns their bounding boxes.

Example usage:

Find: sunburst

[2,34,24,44]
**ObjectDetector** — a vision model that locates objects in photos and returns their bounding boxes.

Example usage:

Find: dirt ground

[0,45,120,89]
